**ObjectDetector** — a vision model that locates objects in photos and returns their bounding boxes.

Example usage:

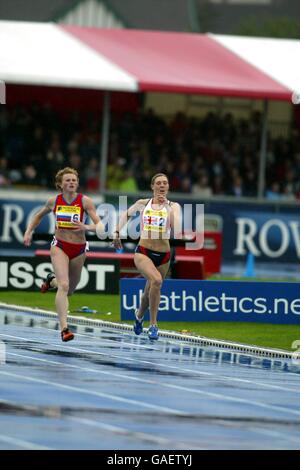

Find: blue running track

[0,308,300,450]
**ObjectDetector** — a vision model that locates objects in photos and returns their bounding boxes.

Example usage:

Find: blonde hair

[55,167,79,190]
[151,173,169,187]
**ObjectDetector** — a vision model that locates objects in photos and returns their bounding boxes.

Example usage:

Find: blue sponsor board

[2,193,300,263]
[121,278,300,324]
[180,198,300,263]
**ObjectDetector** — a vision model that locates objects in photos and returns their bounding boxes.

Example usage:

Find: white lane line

[0,369,188,416]
[6,351,300,421]
[2,332,300,396]
[0,433,52,450]
[39,323,300,384]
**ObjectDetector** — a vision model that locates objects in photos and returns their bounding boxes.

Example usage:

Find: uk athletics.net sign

[121,279,300,325]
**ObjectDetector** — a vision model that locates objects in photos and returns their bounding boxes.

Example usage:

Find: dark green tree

[236,17,300,39]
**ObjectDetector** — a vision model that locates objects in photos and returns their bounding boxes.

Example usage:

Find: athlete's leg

[42,252,85,293]
[50,246,70,331]
[153,261,170,320]
[134,253,163,326]
[136,280,150,319]
[157,262,170,283]
[68,253,86,295]
[135,262,170,320]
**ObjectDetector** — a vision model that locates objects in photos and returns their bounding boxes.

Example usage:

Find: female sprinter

[24,167,103,342]
[113,173,181,340]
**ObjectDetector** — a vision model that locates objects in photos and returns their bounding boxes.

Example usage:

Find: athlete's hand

[112,232,122,250]
[23,231,32,246]
[157,194,167,204]
[72,220,86,232]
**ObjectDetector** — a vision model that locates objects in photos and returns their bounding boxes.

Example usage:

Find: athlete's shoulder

[47,195,57,206]
[82,194,96,210]
[128,199,148,216]
[82,194,91,203]
[136,198,149,206]
[169,201,181,211]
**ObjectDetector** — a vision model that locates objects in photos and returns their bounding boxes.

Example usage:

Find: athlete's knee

[58,280,69,293]
[150,274,163,289]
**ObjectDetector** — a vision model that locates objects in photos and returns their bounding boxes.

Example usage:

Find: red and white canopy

[1,20,298,101]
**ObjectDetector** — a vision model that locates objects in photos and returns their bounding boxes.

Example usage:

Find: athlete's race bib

[55,205,81,229]
[143,208,168,233]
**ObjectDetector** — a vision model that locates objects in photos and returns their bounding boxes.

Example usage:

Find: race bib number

[143,209,168,232]
[56,205,81,229]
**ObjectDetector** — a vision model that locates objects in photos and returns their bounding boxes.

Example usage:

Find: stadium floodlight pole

[258,99,269,199]
[188,0,201,32]
[100,91,111,192]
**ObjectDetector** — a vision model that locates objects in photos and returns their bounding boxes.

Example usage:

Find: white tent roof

[0,21,137,91]
[212,34,300,96]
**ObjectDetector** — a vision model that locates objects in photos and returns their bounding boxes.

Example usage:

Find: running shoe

[61,327,74,342]
[148,324,159,340]
[40,273,56,293]
[133,309,144,335]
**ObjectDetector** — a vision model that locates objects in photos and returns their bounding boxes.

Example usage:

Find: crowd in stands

[0,103,299,200]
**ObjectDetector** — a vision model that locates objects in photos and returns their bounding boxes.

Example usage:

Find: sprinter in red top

[24,167,103,342]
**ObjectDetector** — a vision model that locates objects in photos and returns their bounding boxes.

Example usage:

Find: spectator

[46,134,64,185]
[212,175,225,196]
[229,175,244,197]
[21,164,40,186]
[107,156,125,190]
[266,182,282,200]
[84,158,100,192]
[119,169,138,192]
[192,174,213,198]
[0,157,10,186]
[0,104,298,199]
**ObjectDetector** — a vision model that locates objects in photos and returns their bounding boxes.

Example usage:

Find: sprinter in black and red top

[24,167,103,342]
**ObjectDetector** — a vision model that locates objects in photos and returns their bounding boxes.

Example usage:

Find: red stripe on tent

[61,26,290,100]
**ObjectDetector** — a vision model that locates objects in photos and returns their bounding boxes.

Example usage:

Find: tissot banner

[0,256,119,294]
[121,278,300,324]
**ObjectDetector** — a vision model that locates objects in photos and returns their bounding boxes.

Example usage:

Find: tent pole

[258,99,268,199]
[100,91,110,192]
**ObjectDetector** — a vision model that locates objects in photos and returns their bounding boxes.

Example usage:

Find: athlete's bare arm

[170,202,183,239]
[23,197,55,246]
[113,198,148,249]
